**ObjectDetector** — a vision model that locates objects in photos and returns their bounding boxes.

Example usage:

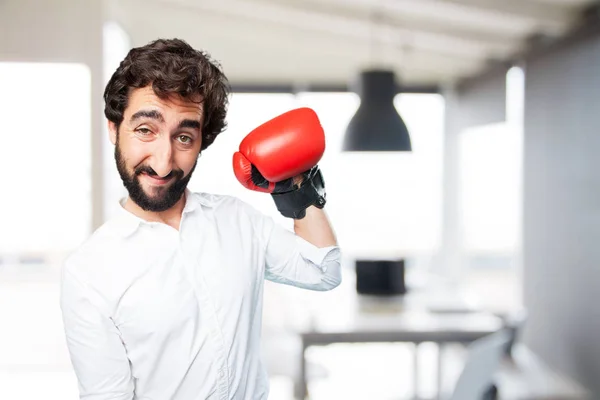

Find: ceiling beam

[147,0,516,61]
[435,0,577,33]
[454,1,598,90]
[230,82,440,94]
[518,1,600,62]
[120,0,486,71]
[284,0,526,42]
[277,0,576,36]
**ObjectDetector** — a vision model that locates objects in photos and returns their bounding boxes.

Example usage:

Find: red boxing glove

[233,107,327,219]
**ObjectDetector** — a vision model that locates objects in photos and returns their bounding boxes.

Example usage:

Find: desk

[294,271,504,399]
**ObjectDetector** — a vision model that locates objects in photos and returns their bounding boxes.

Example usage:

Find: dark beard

[115,142,197,212]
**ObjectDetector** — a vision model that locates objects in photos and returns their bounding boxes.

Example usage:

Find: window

[459,66,524,258]
[0,62,92,256]
[0,62,92,399]
[459,122,522,254]
[456,67,524,312]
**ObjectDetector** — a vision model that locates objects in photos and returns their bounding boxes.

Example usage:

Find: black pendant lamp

[343,69,412,151]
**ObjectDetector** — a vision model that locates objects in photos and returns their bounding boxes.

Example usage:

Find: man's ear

[108,121,118,145]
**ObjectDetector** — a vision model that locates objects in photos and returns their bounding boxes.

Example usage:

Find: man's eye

[137,128,151,135]
[178,135,192,144]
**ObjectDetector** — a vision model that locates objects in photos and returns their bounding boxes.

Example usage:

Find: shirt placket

[178,214,230,399]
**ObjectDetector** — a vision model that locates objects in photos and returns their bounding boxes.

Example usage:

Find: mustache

[134,165,184,180]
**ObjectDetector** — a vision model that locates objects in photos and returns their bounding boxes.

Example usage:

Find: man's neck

[123,193,187,231]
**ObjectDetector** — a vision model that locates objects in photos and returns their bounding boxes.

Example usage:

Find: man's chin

[131,194,175,212]
[138,188,173,204]
[128,183,187,212]
[141,184,169,196]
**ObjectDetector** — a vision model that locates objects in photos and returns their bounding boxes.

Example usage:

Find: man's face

[109,86,203,212]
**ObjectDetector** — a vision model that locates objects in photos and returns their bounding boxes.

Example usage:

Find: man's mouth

[141,172,173,185]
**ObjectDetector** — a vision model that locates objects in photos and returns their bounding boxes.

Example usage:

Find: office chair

[448,329,511,400]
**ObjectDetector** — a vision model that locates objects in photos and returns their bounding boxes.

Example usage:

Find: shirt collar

[110,189,211,238]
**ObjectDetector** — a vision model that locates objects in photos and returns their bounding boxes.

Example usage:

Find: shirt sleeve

[60,266,134,400]
[263,221,342,291]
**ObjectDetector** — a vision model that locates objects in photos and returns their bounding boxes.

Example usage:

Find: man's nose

[151,139,174,178]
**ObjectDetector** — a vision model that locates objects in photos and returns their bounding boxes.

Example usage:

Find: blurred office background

[0,0,599,399]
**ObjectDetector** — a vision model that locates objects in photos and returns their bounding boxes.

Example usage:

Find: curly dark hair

[104,38,230,151]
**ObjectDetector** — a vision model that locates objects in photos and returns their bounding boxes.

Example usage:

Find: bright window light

[0,62,92,255]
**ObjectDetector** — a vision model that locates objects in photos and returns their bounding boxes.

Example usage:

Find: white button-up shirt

[60,191,341,400]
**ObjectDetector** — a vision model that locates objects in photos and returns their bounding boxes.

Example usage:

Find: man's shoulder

[62,218,126,277]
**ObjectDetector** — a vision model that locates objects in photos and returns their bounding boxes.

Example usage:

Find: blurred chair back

[449,329,511,400]
[501,309,528,357]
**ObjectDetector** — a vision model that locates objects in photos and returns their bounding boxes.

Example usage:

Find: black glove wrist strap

[271,167,326,219]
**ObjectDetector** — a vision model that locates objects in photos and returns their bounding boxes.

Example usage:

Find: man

[60,38,341,400]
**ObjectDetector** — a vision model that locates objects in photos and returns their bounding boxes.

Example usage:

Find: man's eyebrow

[129,110,165,123]
[178,119,202,131]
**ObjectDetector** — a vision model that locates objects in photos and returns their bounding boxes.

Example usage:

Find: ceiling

[108,0,596,89]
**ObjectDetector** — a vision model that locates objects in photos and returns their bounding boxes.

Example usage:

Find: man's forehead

[127,87,203,119]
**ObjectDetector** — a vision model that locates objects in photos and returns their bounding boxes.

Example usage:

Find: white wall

[523,31,600,395]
